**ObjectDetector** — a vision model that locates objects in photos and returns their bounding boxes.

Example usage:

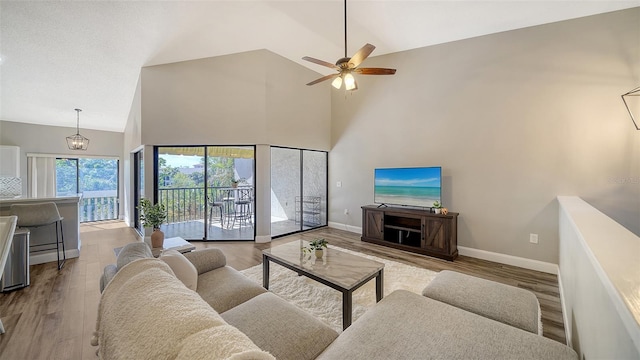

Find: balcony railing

[158,187,208,224]
[80,196,119,222]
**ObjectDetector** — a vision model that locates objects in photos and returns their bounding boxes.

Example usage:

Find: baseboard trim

[557,266,573,347]
[30,249,80,266]
[255,235,271,243]
[328,221,361,234]
[458,246,557,274]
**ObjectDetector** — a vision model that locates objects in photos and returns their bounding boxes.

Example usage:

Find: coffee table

[149,236,196,257]
[262,240,384,330]
[114,236,195,258]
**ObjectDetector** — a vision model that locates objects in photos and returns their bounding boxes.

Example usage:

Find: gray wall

[329,8,640,264]
[0,120,125,214]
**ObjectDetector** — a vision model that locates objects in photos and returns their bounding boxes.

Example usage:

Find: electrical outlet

[337,181,342,188]
[529,233,539,244]
[344,209,349,215]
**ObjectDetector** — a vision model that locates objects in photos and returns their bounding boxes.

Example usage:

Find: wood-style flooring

[0,221,566,359]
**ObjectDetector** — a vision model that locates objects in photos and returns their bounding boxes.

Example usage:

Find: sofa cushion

[423,270,542,334]
[183,248,227,275]
[196,266,267,313]
[96,258,274,360]
[222,292,338,360]
[116,242,152,270]
[160,250,198,291]
[317,290,577,360]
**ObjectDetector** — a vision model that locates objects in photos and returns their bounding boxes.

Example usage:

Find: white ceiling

[1,1,637,132]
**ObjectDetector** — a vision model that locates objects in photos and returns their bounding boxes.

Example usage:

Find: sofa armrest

[183,248,227,275]
[100,264,118,293]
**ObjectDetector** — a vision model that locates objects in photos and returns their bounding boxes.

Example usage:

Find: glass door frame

[133,149,143,234]
[154,145,256,241]
[270,146,328,238]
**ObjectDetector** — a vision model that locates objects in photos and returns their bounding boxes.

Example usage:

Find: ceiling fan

[303,0,396,91]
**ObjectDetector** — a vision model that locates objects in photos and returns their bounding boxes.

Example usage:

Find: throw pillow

[159,250,198,291]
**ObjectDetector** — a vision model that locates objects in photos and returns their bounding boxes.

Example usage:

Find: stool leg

[56,220,66,270]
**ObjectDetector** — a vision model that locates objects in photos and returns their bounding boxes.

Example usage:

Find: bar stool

[208,189,224,228]
[233,187,253,229]
[10,202,66,270]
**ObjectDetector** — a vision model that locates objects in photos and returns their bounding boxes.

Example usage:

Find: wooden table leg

[263,254,270,290]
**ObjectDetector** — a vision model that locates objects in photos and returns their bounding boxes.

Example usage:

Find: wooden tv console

[361,205,458,261]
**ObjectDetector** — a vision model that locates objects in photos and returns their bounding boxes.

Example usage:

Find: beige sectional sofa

[96,243,578,360]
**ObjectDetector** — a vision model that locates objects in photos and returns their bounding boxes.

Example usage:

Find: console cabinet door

[422,217,447,253]
[363,209,384,240]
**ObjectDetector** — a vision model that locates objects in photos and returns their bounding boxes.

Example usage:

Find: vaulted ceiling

[1,1,637,132]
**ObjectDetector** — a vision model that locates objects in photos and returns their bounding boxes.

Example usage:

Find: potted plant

[137,198,167,248]
[433,200,443,214]
[304,238,328,259]
[231,177,246,188]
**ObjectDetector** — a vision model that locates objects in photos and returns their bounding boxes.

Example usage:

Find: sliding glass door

[56,157,119,222]
[270,147,327,237]
[156,146,255,241]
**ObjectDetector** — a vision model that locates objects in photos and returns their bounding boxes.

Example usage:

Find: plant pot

[231,183,238,188]
[151,229,165,248]
[315,249,324,259]
[434,208,442,214]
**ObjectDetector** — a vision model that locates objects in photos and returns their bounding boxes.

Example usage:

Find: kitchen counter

[0,195,81,265]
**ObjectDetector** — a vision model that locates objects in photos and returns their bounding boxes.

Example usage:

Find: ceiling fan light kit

[303,0,396,91]
[66,108,90,150]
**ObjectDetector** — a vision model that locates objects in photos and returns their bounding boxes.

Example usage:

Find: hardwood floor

[0,221,566,359]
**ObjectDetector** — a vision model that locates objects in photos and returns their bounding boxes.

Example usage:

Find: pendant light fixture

[622,86,640,130]
[66,108,90,150]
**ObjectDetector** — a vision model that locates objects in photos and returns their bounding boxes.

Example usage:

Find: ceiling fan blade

[306,73,339,86]
[355,68,397,75]
[302,56,340,70]
[349,43,376,68]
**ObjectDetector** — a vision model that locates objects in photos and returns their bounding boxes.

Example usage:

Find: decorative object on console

[622,86,640,130]
[66,108,90,150]
[432,200,442,214]
[137,198,167,248]
[302,0,396,91]
[303,238,328,258]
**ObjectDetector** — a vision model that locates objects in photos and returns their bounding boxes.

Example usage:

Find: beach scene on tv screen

[374,167,441,207]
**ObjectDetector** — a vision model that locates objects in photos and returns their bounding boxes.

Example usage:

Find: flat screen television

[374,167,441,208]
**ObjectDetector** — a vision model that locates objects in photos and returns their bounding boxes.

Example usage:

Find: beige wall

[0,120,125,213]
[139,49,331,150]
[130,49,331,237]
[330,8,640,264]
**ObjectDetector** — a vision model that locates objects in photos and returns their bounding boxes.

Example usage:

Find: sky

[161,154,202,168]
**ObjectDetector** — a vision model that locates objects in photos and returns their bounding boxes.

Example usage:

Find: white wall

[0,120,125,214]
[329,8,640,265]
[558,196,640,359]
